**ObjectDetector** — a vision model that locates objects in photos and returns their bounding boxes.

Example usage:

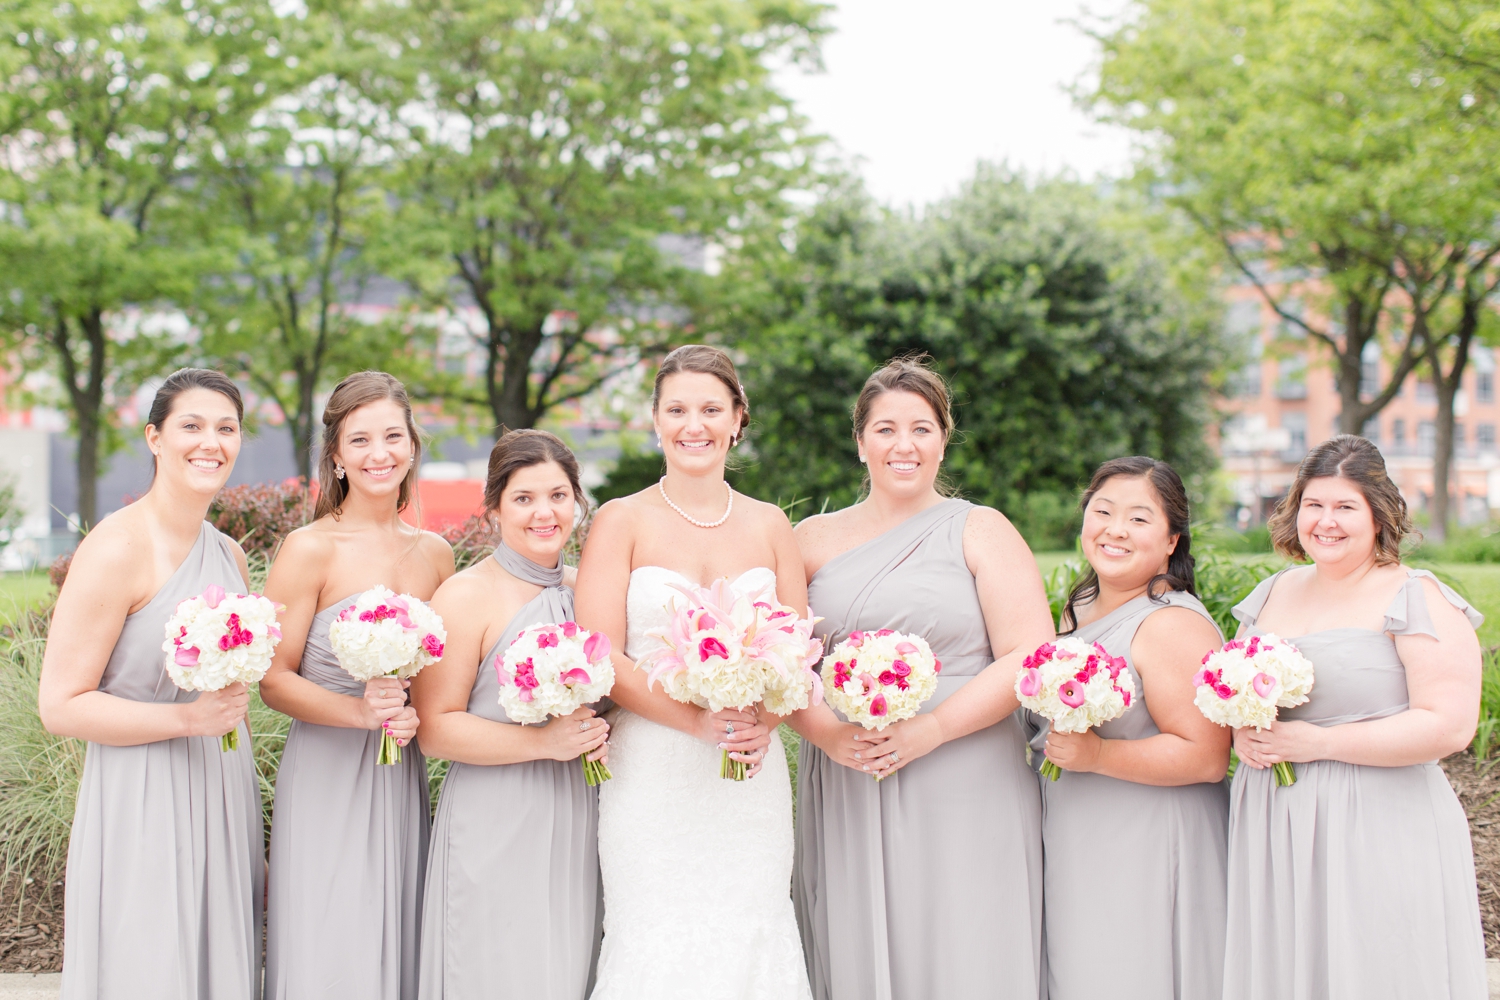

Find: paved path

[4,964,1498,997]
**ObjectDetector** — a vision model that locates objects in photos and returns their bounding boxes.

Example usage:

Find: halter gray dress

[794,498,1044,1000]
[418,544,602,999]
[60,521,264,1000]
[1027,589,1229,1000]
[1225,568,1486,1000]
[265,590,432,998]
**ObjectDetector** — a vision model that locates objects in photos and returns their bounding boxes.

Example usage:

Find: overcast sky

[775,0,1138,210]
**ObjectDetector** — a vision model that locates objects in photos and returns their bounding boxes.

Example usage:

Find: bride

[575,345,813,999]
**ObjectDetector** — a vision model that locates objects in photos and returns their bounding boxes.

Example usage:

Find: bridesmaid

[789,358,1055,1000]
[1226,434,1486,1000]
[261,371,454,999]
[40,369,263,1000]
[1030,457,1230,1000]
[412,429,609,999]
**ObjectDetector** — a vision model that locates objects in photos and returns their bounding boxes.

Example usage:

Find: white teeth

[677,441,711,449]
[189,459,220,469]
[889,462,917,472]
[1101,545,1130,556]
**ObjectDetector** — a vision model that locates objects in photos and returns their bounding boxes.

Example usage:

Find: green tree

[187,1,407,479]
[382,0,828,437]
[725,169,1226,545]
[0,0,268,527]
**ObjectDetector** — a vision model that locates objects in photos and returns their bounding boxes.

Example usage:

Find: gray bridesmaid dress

[1225,568,1487,1000]
[61,521,264,1000]
[1027,589,1229,1000]
[265,590,432,998]
[794,498,1044,1000]
[418,544,601,1000]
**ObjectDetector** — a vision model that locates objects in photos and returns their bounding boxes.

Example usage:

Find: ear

[144,423,162,457]
[1166,533,1179,556]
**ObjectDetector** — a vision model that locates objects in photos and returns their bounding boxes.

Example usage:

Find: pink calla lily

[583,630,611,663]
[1058,679,1086,708]
[175,645,201,667]
[559,668,592,686]
[1252,672,1279,699]
[203,585,225,610]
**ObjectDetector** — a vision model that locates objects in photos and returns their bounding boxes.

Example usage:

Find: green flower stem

[580,754,613,786]
[1039,757,1063,781]
[721,749,747,781]
[221,728,238,753]
[379,731,401,766]
[1273,760,1297,787]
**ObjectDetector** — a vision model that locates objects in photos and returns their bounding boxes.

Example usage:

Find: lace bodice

[624,565,779,662]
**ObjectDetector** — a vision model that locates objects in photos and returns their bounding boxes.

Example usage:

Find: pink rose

[699,637,729,661]
[1058,679,1086,708]
[875,629,894,637]
[561,621,579,637]
[536,631,559,649]
[1215,683,1235,700]
[878,670,898,686]
[847,631,866,647]
[422,633,445,659]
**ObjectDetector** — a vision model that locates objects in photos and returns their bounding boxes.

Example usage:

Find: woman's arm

[1045,607,1230,785]
[258,529,408,735]
[859,506,1056,778]
[573,501,768,757]
[37,523,248,745]
[1237,577,1481,770]
[411,571,609,766]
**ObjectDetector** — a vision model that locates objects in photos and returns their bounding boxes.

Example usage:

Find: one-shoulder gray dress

[418,544,601,999]
[1225,568,1487,1000]
[1027,589,1229,1000]
[61,521,264,1000]
[794,498,1044,1000]
[265,592,432,999]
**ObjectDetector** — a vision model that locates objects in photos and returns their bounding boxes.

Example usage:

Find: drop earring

[335,464,345,480]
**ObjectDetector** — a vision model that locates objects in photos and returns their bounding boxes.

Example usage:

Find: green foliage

[1473,648,1500,760]
[1412,525,1500,564]
[0,611,82,886]
[726,170,1227,533]
[594,448,666,507]
[207,481,315,560]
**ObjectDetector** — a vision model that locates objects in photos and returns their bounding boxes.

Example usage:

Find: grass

[0,574,53,628]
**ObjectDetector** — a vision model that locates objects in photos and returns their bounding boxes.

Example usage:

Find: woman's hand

[361,677,410,730]
[540,707,610,763]
[1044,729,1104,774]
[697,707,772,777]
[182,683,249,738]
[815,720,890,776]
[858,714,945,779]
[1234,720,1327,770]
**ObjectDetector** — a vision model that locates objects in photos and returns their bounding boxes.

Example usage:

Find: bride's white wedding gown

[590,566,813,1000]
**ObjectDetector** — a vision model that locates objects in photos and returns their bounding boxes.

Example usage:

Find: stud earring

[335,464,345,480]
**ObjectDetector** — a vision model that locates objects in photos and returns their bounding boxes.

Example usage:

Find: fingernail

[862,765,869,771]
[718,743,727,749]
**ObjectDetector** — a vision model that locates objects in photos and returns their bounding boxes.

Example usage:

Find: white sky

[775,0,1138,209]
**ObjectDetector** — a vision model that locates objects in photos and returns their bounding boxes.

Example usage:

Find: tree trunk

[486,320,546,436]
[293,369,316,482]
[1430,372,1456,544]
[75,407,99,532]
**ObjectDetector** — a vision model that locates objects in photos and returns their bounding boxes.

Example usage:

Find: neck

[660,466,730,512]
[139,480,215,541]
[1090,575,1155,620]
[864,483,945,530]
[1310,550,1380,588]
[501,535,562,570]
[334,485,409,530]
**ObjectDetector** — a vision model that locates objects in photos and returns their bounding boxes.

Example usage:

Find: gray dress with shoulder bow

[794,498,1044,1000]
[61,521,264,1000]
[1225,568,1487,1000]
[265,591,432,999]
[1028,589,1229,1000]
[418,544,601,1000]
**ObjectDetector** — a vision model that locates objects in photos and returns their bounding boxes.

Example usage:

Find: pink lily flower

[1058,679,1086,708]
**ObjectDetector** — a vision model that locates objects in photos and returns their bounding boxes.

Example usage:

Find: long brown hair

[314,371,422,520]
[1267,434,1412,564]
[1061,456,1196,632]
[652,345,750,445]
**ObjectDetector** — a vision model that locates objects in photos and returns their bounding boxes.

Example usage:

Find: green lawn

[0,572,53,626]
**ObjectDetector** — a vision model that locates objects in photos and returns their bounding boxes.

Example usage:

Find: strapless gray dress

[418,545,602,999]
[265,591,432,999]
[1225,568,1486,1000]
[60,521,264,1000]
[794,498,1044,1000]
[1027,589,1229,1000]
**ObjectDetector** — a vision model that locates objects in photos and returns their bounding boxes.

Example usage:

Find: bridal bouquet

[498,621,616,785]
[162,584,283,751]
[328,585,447,765]
[1015,638,1136,781]
[1193,633,1315,786]
[640,578,824,780]
[820,631,941,777]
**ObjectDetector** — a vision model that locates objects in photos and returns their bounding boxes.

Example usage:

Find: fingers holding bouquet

[381,704,420,748]
[184,682,250,740]
[1042,728,1104,774]
[857,713,943,779]
[543,707,610,764]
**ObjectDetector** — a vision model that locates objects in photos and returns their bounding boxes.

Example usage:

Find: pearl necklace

[658,477,734,529]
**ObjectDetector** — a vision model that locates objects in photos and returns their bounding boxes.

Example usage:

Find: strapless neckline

[628,565,776,591]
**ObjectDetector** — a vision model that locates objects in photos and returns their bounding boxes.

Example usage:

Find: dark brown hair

[1061,456,1196,632]
[652,345,749,444]
[852,355,955,446]
[315,371,421,520]
[482,428,588,519]
[1267,434,1411,565]
[145,368,245,475]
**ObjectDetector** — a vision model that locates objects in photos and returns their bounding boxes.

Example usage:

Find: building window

[1418,378,1437,403]
[1360,341,1380,400]
[1455,423,1466,448]
[1281,413,1308,458]
[1276,358,1308,400]
[1480,373,1495,405]
[1480,424,1496,452]
[1362,418,1380,444]
[1393,418,1407,447]
[1418,420,1436,455]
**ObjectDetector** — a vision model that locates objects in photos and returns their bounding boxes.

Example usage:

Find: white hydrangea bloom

[1013,636,1136,734]
[328,585,447,682]
[498,622,616,725]
[161,586,283,692]
[1193,632,1315,730]
[820,630,941,731]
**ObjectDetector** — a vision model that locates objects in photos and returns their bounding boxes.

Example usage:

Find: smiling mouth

[363,466,397,479]
[189,458,222,470]
[676,440,713,451]
[887,461,918,473]
[1099,543,1131,557]
[1311,533,1344,545]
[530,524,560,537]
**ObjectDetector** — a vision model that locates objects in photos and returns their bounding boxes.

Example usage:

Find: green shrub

[1411,525,1500,564]
[1474,648,1500,761]
[208,480,314,560]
